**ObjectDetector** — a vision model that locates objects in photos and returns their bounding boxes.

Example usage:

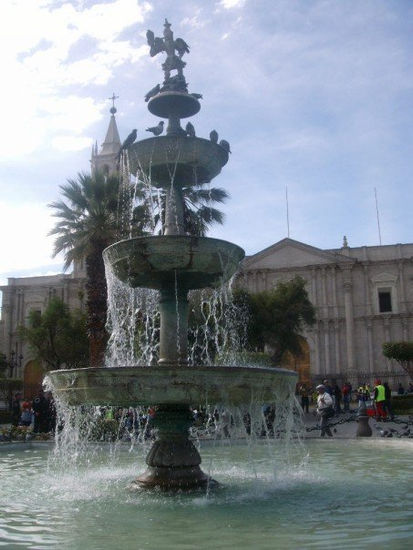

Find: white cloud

[0,201,59,274]
[219,0,246,9]
[0,0,152,159]
[52,135,93,152]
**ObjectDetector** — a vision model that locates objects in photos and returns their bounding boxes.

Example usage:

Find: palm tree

[182,184,228,236]
[142,181,229,236]
[49,171,147,368]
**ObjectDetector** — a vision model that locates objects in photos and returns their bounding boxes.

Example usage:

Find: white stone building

[240,237,413,385]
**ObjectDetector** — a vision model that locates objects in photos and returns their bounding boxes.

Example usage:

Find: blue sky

[0,0,412,284]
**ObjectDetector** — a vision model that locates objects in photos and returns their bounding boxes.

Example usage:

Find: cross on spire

[108,92,119,114]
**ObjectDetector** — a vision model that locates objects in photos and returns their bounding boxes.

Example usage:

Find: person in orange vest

[373,379,387,421]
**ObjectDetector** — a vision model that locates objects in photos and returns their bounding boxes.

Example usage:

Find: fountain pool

[1,439,412,549]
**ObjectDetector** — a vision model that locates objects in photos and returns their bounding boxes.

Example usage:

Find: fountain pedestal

[132,406,215,490]
[356,403,372,437]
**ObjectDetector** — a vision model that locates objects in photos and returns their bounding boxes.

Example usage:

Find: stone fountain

[48,20,297,490]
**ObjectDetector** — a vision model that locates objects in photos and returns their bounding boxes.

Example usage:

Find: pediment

[371,272,397,284]
[243,238,354,270]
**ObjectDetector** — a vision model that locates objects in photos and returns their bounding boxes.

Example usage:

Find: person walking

[316,384,334,437]
[373,379,387,421]
[20,400,33,428]
[342,382,351,412]
[32,390,49,433]
[333,383,342,413]
[299,383,310,414]
[11,392,22,427]
[357,383,369,410]
[322,379,333,396]
[383,382,394,420]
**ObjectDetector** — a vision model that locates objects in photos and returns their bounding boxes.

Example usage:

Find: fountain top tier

[145,19,200,120]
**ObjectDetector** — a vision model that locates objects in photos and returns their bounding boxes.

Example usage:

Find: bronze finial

[108,92,119,114]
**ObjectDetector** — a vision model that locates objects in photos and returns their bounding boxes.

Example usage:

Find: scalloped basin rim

[46,365,297,407]
[103,235,245,290]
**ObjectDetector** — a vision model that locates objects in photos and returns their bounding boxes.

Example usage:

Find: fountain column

[164,184,185,236]
[158,287,189,366]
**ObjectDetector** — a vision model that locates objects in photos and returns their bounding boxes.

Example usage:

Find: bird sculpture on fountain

[219,139,231,154]
[146,121,164,136]
[145,84,161,102]
[117,129,137,160]
[209,130,218,143]
[185,122,196,137]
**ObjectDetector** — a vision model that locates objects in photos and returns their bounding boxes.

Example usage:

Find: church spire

[91,93,121,175]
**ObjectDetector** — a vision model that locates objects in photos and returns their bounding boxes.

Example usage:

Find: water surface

[1,440,412,549]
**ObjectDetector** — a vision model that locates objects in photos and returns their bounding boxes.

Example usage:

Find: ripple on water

[0,440,412,549]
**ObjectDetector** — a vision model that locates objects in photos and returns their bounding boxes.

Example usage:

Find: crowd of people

[8,379,412,440]
[297,378,413,437]
[11,390,56,433]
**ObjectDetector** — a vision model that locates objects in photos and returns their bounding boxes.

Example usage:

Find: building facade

[0,106,121,396]
[1,103,411,390]
[240,237,413,385]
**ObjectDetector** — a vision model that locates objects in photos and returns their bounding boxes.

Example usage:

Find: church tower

[74,95,122,279]
[90,94,121,176]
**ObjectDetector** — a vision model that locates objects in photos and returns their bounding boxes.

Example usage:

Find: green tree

[382,342,413,378]
[18,297,89,371]
[145,182,229,236]
[49,171,149,367]
[182,184,228,236]
[234,276,316,364]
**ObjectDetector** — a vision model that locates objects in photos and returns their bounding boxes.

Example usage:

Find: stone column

[263,270,268,291]
[363,264,372,316]
[164,184,185,235]
[402,318,408,341]
[334,320,340,372]
[311,267,317,305]
[324,320,330,373]
[366,319,374,374]
[321,267,328,318]
[158,287,188,366]
[314,323,321,375]
[398,261,406,313]
[254,271,259,293]
[343,279,355,371]
[332,266,338,317]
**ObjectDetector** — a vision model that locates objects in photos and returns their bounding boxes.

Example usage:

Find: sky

[0,0,412,286]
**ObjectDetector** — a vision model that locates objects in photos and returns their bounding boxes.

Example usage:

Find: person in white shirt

[316,384,334,437]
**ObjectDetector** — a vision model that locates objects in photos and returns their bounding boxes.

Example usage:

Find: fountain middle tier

[128,136,228,186]
[104,235,245,291]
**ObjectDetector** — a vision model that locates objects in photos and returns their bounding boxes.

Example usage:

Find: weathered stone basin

[103,235,245,290]
[46,365,297,408]
[128,136,228,185]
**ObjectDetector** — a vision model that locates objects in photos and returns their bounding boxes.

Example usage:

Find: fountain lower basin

[46,365,296,407]
[1,440,412,548]
[47,365,297,490]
